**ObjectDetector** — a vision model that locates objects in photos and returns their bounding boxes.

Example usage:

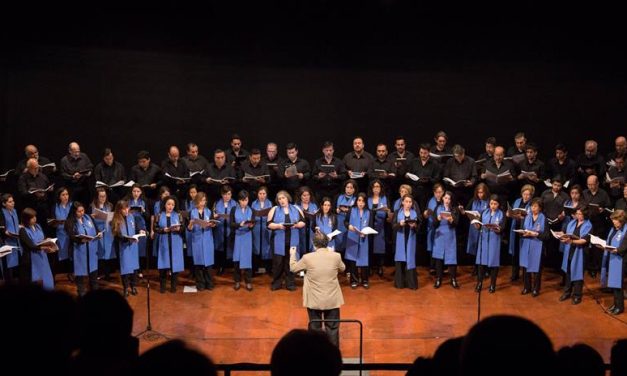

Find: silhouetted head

[271,329,342,376]
[135,340,217,376]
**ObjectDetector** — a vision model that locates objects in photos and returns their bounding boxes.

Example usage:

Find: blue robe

[129,198,148,257]
[476,209,505,267]
[369,196,388,255]
[54,203,71,261]
[157,212,184,273]
[2,208,21,268]
[185,199,195,256]
[345,207,370,267]
[425,197,441,253]
[251,199,272,259]
[394,208,418,269]
[23,225,54,290]
[432,205,457,264]
[213,199,237,260]
[335,195,355,251]
[560,219,591,282]
[189,207,215,267]
[297,202,318,254]
[270,205,302,256]
[233,206,254,269]
[92,205,114,260]
[315,214,337,250]
[558,199,578,254]
[72,215,100,276]
[151,201,162,257]
[601,224,626,289]
[519,212,546,273]
[117,215,140,275]
[466,199,488,255]
[508,198,531,255]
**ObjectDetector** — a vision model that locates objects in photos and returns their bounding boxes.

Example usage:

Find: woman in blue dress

[315,197,338,251]
[231,190,255,291]
[90,187,114,280]
[65,202,101,296]
[52,188,72,281]
[519,197,549,297]
[368,179,389,277]
[155,197,184,293]
[432,190,459,289]
[213,185,237,275]
[474,194,505,293]
[184,184,199,260]
[1,194,21,283]
[150,186,171,270]
[18,208,54,290]
[423,183,445,275]
[345,193,372,289]
[335,179,356,255]
[392,194,419,289]
[128,184,148,274]
[111,200,142,297]
[459,183,489,274]
[296,186,318,255]
[251,186,272,274]
[600,210,626,315]
[559,206,591,305]
[187,192,216,291]
[506,184,534,281]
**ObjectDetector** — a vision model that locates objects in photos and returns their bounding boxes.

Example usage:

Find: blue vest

[394,208,418,269]
[271,205,302,256]
[233,206,254,268]
[1,208,21,268]
[189,207,215,267]
[369,196,388,255]
[118,215,140,275]
[345,207,370,267]
[23,224,54,290]
[476,209,504,267]
[72,215,100,276]
[466,199,488,255]
[560,219,591,281]
[54,203,71,261]
[601,224,626,289]
[519,212,545,273]
[251,199,272,259]
[157,212,184,272]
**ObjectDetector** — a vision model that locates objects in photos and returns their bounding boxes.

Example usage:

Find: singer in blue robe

[335,185,356,254]
[368,186,388,277]
[559,208,591,304]
[464,193,489,256]
[1,194,22,281]
[188,192,215,291]
[345,193,371,289]
[112,202,141,297]
[507,185,534,281]
[474,196,505,293]
[128,195,148,258]
[296,195,318,255]
[231,191,254,290]
[251,195,272,260]
[18,208,54,290]
[432,191,459,289]
[600,211,626,315]
[155,197,184,293]
[392,196,419,289]
[66,204,100,296]
[519,198,548,297]
[213,193,237,263]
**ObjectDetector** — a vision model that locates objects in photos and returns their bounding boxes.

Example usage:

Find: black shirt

[94,161,126,185]
[60,153,94,183]
[312,157,347,189]
[129,163,162,186]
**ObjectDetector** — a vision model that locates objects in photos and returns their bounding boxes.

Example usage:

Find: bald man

[575,140,605,187]
[160,146,190,198]
[608,136,627,163]
[60,142,94,204]
[15,144,55,176]
[17,158,53,227]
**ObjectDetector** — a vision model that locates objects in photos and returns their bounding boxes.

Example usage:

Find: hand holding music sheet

[0,169,15,181]
[37,238,59,252]
[405,172,420,182]
[470,219,500,230]
[252,207,272,217]
[165,173,191,182]
[243,173,270,181]
[358,226,378,235]
[484,170,513,184]
[464,210,481,220]
[589,234,617,252]
[190,218,220,227]
[319,164,336,174]
[443,178,468,187]
[91,208,114,223]
[348,171,366,179]
[284,164,298,178]
[550,229,580,241]
[28,184,55,194]
[124,233,147,241]
[326,229,342,240]
[0,245,17,257]
[513,229,539,237]
[47,218,65,226]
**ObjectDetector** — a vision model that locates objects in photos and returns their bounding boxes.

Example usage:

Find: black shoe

[572,297,582,305]
[451,278,460,289]
[521,288,529,295]
[270,284,281,291]
[377,267,384,277]
[434,278,442,289]
[123,289,130,297]
[350,282,358,289]
[286,285,296,291]
[559,292,571,302]
[362,282,369,289]
[510,274,520,282]
[608,304,616,312]
[246,283,253,291]
[531,290,539,297]
[234,282,241,291]
[217,267,225,276]
[131,287,138,296]
[197,285,205,291]
[611,307,624,315]
[474,282,482,292]
[488,285,496,293]
[429,269,436,276]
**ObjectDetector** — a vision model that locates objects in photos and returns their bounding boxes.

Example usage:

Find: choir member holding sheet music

[1,194,21,283]
[15,144,56,176]
[93,148,126,204]
[519,198,549,297]
[576,140,606,187]
[558,206,591,305]
[335,180,357,255]
[19,208,55,290]
[127,185,149,266]
[605,154,626,204]
[296,187,318,255]
[263,142,283,200]
[279,143,310,196]
[213,185,237,275]
[231,190,255,291]
[481,146,515,204]
[367,143,395,196]
[183,143,211,187]
[18,158,54,228]
[65,202,101,296]
[507,184,534,281]
[267,190,305,291]
[474,195,505,293]
[615,185,627,211]
[407,144,441,212]
[129,150,161,200]
[559,185,584,258]
[315,197,339,251]
[474,137,496,175]
[343,137,374,194]
[546,144,577,187]
[598,210,626,315]
[252,187,272,273]
[111,200,142,297]
[240,148,271,197]
[459,183,489,273]
[155,196,184,293]
[390,136,414,196]
[226,134,249,171]
[506,132,527,159]
[52,188,72,280]
[60,142,94,205]
[424,183,445,275]
[187,192,216,291]
[205,149,237,205]
[392,194,419,289]
[540,177,569,271]
[442,145,477,206]
[312,141,347,204]
[160,146,190,200]
[345,193,372,289]
[518,144,546,196]
[430,131,453,162]
[432,190,460,289]
[90,188,115,280]
[583,175,611,278]
[368,179,389,277]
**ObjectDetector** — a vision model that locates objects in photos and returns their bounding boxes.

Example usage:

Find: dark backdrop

[2,3,626,170]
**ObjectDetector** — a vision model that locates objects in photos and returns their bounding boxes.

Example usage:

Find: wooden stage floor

[56,266,627,372]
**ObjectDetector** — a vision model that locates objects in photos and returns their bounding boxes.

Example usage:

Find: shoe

[559,293,571,302]
[572,297,582,305]
[246,283,253,291]
[217,267,225,276]
[377,267,384,277]
[531,290,539,297]
[196,285,205,291]
[351,282,358,289]
[608,304,616,312]
[521,288,529,295]
[123,289,130,297]
[362,282,369,289]
[131,287,138,296]
[451,278,460,289]
[234,282,241,291]
[433,278,442,289]
[474,282,482,293]
[429,269,436,276]
[270,284,281,291]
[488,285,496,293]
[611,307,624,315]
[286,285,296,291]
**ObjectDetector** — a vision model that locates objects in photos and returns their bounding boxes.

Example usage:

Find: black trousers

[394,261,417,289]
[563,274,583,298]
[614,288,625,311]
[435,259,457,279]
[477,265,498,287]
[76,271,98,297]
[234,262,252,283]
[308,307,340,347]
[523,267,542,292]
[271,254,294,289]
[346,260,369,284]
